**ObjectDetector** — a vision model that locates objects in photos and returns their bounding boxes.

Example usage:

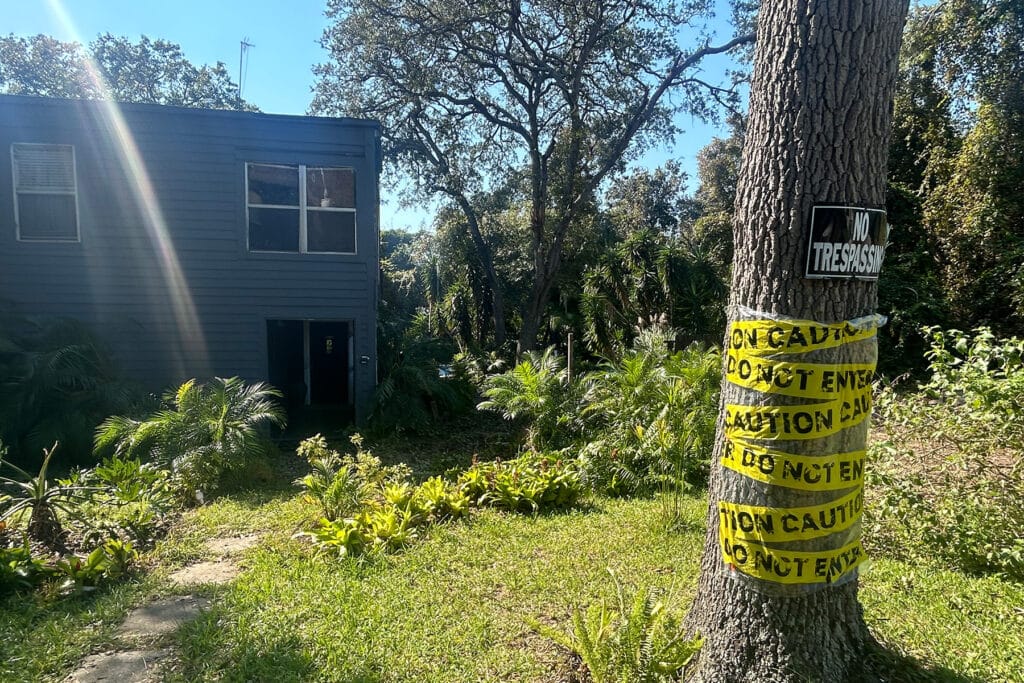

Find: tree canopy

[0,33,256,110]
[313,0,752,349]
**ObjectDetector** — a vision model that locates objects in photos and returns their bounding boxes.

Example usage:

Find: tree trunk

[683,2,909,681]
[452,193,508,346]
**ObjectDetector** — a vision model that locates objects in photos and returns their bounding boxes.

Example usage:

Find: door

[308,321,350,405]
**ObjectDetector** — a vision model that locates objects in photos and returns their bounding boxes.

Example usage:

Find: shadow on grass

[173,605,343,683]
[866,641,987,683]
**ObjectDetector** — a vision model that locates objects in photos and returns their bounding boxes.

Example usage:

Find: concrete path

[64,534,261,682]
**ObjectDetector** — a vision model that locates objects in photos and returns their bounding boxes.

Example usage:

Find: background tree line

[374,0,1023,388]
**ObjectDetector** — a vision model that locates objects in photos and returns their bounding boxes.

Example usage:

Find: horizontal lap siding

[0,96,379,417]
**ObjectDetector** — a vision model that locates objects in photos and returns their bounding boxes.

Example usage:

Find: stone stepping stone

[64,648,170,682]
[117,595,211,639]
[168,560,239,586]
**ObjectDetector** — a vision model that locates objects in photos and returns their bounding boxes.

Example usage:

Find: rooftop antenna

[238,38,254,106]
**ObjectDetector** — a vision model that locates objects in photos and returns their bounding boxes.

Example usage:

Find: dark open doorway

[266,319,353,426]
[309,320,349,405]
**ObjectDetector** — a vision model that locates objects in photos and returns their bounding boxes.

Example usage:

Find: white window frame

[245,162,357,255]
[11,143,81,243]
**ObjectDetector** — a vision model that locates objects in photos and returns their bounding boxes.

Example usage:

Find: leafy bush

[458,452,584,514]
[0,308,140,467]
[0,540,53,595]
[294,434,411,521]
[297,437,576,559]
[530,568,701,683]
[63,455,175,548]
[579,329,720,498]
[0,442,91,551]
[54,539,138,595]
[865,442,1024,580]
[295,434,467,559]
[95,377,286,501]
[371,335,477,434]
[866,327,1024,579]
[478,347,581,451]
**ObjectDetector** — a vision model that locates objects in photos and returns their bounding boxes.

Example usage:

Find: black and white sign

[805,205,888,280]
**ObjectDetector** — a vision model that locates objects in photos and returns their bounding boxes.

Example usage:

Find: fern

[530,568,701,683]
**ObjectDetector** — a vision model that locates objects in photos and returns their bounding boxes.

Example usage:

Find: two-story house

[0,94,380,422]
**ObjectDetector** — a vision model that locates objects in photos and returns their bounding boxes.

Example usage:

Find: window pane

[18,193,77,240]
[249,207,299,251]
[306,168,355,208]
[247,164,299,206]
[308,210,355,253]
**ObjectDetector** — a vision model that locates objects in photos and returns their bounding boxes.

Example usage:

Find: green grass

[2,469,1023,682]
[165,496,704,683]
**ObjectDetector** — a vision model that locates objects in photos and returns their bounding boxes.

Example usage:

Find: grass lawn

[2,455,1022,681]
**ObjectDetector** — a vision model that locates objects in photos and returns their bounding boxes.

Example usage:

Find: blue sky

[7,0,745,232]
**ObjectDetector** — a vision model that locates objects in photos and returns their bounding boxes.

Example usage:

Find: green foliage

[0,33,256,109]
[372,335,477,435]
[64,454,175,548]
[0,540,52,595]
[876,184,950,376]
[296,434,469,559]
[95,377,286,500]
[294,434,411,521]
[459,452,584,514]
[0,442,92,550]
[0,309,138,467]
[530,568,701,683]
[54,539,137,594]
[888,0,1024,336]
[580,228,727,357]
[478,347,580,451]
[867,327,1024,579]
[865,442,1024,580]
[579,329,720,500]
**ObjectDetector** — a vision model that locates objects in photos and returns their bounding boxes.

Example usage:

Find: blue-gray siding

[0,95,380,420]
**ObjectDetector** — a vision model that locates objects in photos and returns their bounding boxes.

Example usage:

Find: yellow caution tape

[724,386,872,441]
[721,438,865,492]
[718,485,863,544]
[728,319,879,356]
[720,533,867,585]
[725,348,875,400]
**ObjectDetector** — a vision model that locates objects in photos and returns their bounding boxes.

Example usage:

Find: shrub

[95,377,286,501]
[371,336,477,434]
[297,440,576,560]
[0,309,140,467]
[579,329,720,498]
[294,434,411,521]
[63,454,175,548]
[0,442,92,551]
[0,540,53,595]
[866,327,1024,579]
[478,347,582,451]
[458,452,584,514]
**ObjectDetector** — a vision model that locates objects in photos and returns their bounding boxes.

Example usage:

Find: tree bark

[683,2,909,681]
[451,193,508,346]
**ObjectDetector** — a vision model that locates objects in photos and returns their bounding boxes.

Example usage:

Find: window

[11,143,80,242]
[246,163,356,253]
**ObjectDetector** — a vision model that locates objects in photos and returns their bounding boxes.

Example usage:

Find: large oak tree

[311,0,752,349]
[683,1,909,680]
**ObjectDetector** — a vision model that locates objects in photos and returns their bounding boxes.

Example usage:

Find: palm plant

[94,377,286,499]
[0,310,138,466]
[579,327,720,496]
[477,346,580,451]
[371,333,476,434]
